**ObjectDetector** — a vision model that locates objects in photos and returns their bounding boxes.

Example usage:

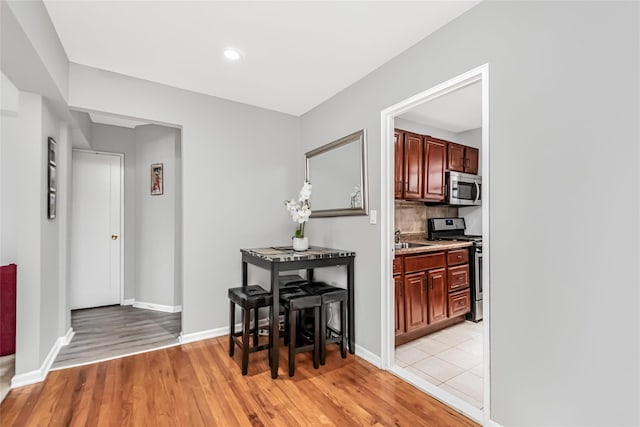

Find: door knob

[111,234,119,240]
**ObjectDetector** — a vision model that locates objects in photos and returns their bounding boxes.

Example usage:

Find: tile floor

[395,320,483,409]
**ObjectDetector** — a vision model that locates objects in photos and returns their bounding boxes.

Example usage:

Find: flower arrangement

[284,180,312,238]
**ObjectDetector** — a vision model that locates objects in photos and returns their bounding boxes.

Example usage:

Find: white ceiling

[44,1,480,116]
[399,81,481,133]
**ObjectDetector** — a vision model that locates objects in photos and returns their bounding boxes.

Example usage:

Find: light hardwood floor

[2,336,478,426]
[52,305,181,370]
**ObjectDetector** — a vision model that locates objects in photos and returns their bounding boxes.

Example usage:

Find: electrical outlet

[370,210,377,224]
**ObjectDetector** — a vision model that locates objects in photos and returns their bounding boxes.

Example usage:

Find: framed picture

[151,163,163,195]
[47,137,57,220]
[48,191,56,220]
[48,137,56,166]
[48,164,56,192]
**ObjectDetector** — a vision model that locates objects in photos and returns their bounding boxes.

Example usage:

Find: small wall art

[151,163,163,195]
[47,137,56,219]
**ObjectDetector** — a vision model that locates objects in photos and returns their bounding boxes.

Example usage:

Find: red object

[0,263,17,356]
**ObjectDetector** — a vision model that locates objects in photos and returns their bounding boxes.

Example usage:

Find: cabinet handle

[457,255,462,259]
[405,182,409,191]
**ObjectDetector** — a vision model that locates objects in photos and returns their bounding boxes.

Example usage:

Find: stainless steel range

[428,217,483,322]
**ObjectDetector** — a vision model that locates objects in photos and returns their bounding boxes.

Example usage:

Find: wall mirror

[306,129,368,217]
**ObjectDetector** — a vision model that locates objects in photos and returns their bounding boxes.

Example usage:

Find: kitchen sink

[394,242,433,249]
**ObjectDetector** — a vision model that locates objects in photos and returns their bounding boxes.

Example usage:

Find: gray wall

[68,63,302,335]
[300,1,639,425]
[134,124,180,307]
[90,123,137,300]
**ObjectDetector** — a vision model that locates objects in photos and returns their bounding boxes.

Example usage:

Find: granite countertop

[241,246,356,262]
[394,236,472,255]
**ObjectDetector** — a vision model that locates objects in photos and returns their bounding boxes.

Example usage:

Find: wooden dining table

[240,246,356,379]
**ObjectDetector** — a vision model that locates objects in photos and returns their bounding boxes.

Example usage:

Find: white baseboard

[11,327,74,389]
[122,298,134,306]
[179,326,228,344]
[487,420,503,427]
[355,344,382,368]
[132,301,182,313]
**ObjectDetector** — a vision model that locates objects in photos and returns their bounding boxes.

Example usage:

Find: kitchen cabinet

[394,128,479,203]
[394,131,404,200]
[423,138,446,202]
[448,142,479,175]
[403,132,423,200]
[394,275,405,336]
[404,272,429,332]
[394,246,472,347]
[426,268,447,324]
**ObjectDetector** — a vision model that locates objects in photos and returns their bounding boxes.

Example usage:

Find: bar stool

[301,282,348,365]
[228,285,273,375]
[278,274,309,288]
[279,287,322,376]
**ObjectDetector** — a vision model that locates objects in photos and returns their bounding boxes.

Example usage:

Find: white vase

[292,237,309,251]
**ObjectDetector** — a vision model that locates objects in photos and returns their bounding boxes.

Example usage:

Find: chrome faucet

[394,230,401,244]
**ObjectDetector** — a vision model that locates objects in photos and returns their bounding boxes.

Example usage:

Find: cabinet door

[447,142,465,172]
[394,275,405,336]
[464,147,479,174]
[424,138,446,201]
[394,130,404,199]
[404,272,428,332]
[426,268,447,324]
[403,133,423,200]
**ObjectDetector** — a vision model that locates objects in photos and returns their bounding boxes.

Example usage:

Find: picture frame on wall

[48,192,56,220]
[47,137,57,220]
[151,163,163,195]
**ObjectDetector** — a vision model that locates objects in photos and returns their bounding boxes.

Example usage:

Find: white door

[70,151,122,309]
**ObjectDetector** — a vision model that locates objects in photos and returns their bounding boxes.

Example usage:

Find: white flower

[284,180,312,238]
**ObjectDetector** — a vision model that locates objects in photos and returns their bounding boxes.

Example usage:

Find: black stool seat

[279,287,321,376]
[228,285,273,375]
[228,285,273,308]
[300,282,348,364]
[278,274,309,288]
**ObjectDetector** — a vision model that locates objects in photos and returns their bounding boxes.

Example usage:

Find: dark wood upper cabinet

[403,132,423,200]
[404,272,428,332]
[394,130,404,199]
[447,142,466,172]
[423,138,446,202]
[426,268,447,324]
[448,142,479,174]
[464,147,479,174]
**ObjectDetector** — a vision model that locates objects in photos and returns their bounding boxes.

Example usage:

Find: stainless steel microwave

[447,171,481,206]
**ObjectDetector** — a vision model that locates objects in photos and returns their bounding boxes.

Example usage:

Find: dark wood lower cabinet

[394,275,405,337]
[426,268,447,324]
[404,272,428,332]
[394,249,472,347]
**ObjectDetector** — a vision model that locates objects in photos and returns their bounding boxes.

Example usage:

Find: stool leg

[340,300,347,359]
[229,301,235,357]
[253,307,259,348]
[320,302,327,365]
[283,308,289,347]
[242,307,250,375]
[288,308,296,377]
[313,306,320,369]
[268,306,273,366]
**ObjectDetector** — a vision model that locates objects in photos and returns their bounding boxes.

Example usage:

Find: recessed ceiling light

[223,47,243,61]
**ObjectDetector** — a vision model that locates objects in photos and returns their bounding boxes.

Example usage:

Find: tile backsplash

[395,200,458,236]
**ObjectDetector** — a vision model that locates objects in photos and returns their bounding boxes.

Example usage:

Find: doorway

[380,65,491,424]
[60,115,183,369]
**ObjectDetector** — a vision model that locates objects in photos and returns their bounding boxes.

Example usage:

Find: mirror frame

[305,129,368,218]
